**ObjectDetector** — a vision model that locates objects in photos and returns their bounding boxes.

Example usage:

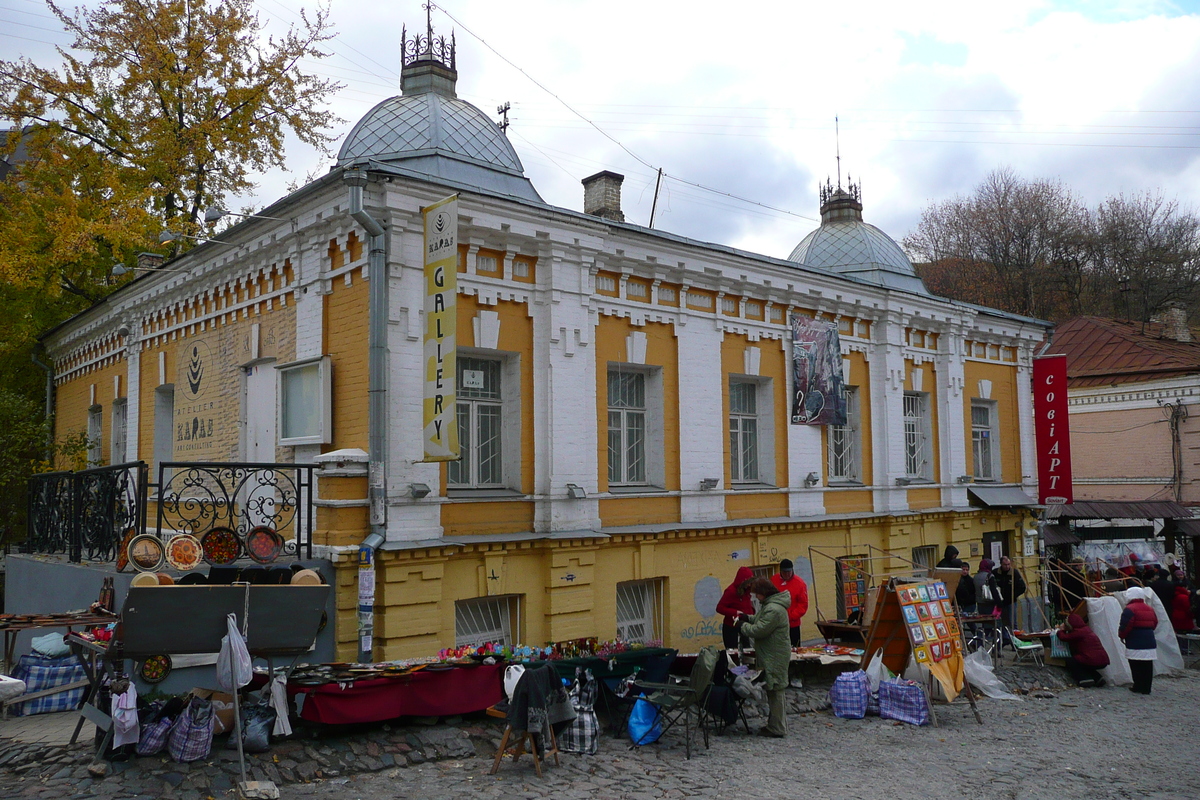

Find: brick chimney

[136,252,165,270]
[582,171,625,222]
[1151,301,1193,342]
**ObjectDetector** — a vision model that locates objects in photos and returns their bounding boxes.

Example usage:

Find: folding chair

[707,650,752,735]
[629,645,719,759]
[1006,631,1045,667]
[603,650,676,735]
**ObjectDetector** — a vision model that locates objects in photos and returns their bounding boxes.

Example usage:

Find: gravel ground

[3,667,1198,800]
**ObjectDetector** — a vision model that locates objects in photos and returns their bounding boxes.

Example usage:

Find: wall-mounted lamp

[409,482,431,499]
[803,471,820,488]
[204,205,288,224]
[566,483,587,500]
[895,477,913,486]
[699,477,720,491]
[956,475,972,484]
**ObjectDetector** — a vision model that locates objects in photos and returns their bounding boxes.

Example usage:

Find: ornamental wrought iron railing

[26,462,148,562]
[156,462,314,559]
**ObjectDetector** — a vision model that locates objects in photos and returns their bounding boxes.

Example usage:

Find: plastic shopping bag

[963,648,1021,700]
[216,613,252,693]
[627,694,662,745]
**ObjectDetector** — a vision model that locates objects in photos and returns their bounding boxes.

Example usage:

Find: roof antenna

[835,115,842,190]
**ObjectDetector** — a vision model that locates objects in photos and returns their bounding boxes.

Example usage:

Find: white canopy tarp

[1086,590,1183,685]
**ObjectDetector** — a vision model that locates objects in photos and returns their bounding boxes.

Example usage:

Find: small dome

[788,182,929,295]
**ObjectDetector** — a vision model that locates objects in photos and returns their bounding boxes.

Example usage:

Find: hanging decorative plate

[201,526,241,566]
[139,654,172,684]
[115,527,138,572]
[245,526,284,564]
[165,534,203,571]
[127,534,165,572]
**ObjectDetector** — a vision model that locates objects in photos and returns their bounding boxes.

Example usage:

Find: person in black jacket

[955,562,978,632]
[995,556,1026,634]
[937,545,966,570]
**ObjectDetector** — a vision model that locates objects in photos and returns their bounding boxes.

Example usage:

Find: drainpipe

[31,350,55,459]
[345,166,387,662]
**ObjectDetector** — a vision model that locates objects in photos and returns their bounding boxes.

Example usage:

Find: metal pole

[648,168,664,228]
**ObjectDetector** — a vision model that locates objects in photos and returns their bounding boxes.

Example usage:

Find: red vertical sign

[1033,354,1073,504]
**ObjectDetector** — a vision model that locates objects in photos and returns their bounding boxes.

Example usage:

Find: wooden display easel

[861,578,983,726]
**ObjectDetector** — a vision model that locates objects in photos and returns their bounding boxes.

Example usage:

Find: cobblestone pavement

[2,668,1198,800]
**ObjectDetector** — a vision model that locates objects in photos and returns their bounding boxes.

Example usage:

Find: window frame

[87,405,103,467]
[607,365,664,489]
[616,578,665,644]
[276,355,332,446]
[971,399,1000,482]
[450,355,505,489]
[728,379,760,484]
[903,391,933,481]
[110,398,128,465]
[454,594,522,648]
[827,386,861,484]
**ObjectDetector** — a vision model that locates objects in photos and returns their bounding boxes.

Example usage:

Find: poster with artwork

[790,315,846,425]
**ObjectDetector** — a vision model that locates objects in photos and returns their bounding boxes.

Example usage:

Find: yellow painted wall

[598,496,680,527]
[824,489,873,514]
[442,500,536,536]
[725,491,788,520]
[324,266,369,451]
[962,360,1022,482]
[54,358,127,466]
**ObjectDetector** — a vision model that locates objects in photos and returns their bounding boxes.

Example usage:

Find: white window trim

[607,364,665,489]
[729,376,775,486]
[971,398,1001,482]
[827,386,861,484]
[87,405,103,468]
[153,385,175,475]
[903,391,933,481]
[276,355,332,446]
[110,398,128,465]
[449,350,521,491]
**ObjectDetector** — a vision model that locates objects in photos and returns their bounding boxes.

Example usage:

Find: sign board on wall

[1032,354,1073,504]
[422,194,459,462]
[790,314,847,425]
[174,336,226,459]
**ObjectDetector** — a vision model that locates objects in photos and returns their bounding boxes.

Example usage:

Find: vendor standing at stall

[770,559,809,647]
[995,556,1026,632]
[716,566,755,650]
[736,578,791,738]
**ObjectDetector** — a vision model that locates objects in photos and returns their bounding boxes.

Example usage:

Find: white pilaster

[677,321,725,522]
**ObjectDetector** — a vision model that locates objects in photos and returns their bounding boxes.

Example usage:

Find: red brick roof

[1049,316,1200,388]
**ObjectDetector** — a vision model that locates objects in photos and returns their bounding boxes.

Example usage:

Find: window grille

[972,402,997,481]
[616,579,663,643]
[450,357,504,487]
[729,381,759,482]
[828,387,859,481]
[608,370,647,484]
[903,392,931,479]
[455,595,521,648]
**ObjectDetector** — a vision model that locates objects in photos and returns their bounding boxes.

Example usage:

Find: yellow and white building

[40,33,1048,660]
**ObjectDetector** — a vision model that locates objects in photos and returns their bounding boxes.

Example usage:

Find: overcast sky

[6,0,1200,260]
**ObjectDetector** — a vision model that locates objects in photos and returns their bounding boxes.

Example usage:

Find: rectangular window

[608,370,647,485]
[729,380,759,483]
[903,392,932,480]
[658,286,677,303]
[616,579,664,644]
[455,595,521,648]
[277,356,332,445]
[154,386,174,474]
[911,545,937,571]
[87,405,103,467]
[828,387,860,482]
[627,281,648,299]
[110,399,128,465]
[972,400,999,481]
[720,296,738,314]
[449,357,504,487]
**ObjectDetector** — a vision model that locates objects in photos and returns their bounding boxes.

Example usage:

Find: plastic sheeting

[962,649,1021,701]
[1115,589,1183,675]
[1085,591,1183,685]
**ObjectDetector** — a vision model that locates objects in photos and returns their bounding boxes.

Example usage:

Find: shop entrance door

[983,531,1009,565]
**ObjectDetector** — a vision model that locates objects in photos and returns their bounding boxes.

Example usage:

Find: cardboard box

[192,688,236,735]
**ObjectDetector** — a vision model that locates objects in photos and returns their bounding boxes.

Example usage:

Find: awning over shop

[1044,501,1192,521]
[1169,518,1200,537]
[967,486,1038,508]
[1042,524,1081,546]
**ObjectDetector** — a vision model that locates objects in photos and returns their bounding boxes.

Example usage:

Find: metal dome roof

[788,183,929,295]
[338,93,525,174]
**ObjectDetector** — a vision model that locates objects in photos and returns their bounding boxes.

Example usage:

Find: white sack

[1113,589,1184,676]
[112,684,140,748]
[1085,595,1133,686]
[270,673,292,737]
[216,613,252,693]
[963,648,1021,700]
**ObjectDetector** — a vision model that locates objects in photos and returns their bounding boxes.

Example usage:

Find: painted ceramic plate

[201,526,241,565]
[115,527,138,572]
[127,534,165,572]
[139,654,172,684]
[165,534,203,571]
[245,526,284,564]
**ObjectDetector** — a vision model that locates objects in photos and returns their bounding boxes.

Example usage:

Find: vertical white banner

[422,194,459,461]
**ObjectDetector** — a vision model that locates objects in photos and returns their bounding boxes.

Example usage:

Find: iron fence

[26,462,148,562]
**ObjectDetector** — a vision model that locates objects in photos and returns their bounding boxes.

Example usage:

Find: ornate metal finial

[402,5,456,70]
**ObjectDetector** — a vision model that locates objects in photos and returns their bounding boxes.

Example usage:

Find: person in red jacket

[1055,612,1110,687]
[1169,571,1196,634]
[1119,587,1159,695]
[716,566,755,650]
[770,559,809,647]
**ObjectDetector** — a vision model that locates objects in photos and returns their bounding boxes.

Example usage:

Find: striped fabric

[10,655,86,716]
[879,678,930,726]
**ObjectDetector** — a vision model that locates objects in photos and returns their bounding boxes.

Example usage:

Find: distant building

[33,24,1048,659]
[0,127,31,182]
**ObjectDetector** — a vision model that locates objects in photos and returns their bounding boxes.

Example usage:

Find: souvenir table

[790,645,864,665]
[286,662,506,724]
[815,620,867,644]
[546,646,676,683]
[0,610,118,677]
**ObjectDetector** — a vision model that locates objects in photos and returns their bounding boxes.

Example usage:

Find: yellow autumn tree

[0,0,342,295]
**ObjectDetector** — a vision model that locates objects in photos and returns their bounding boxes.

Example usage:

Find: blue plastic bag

[627,694,662,745]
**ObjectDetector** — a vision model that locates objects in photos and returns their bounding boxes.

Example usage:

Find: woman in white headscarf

[1119,587,1159,694]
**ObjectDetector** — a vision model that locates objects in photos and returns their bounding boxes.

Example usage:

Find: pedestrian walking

[1119,587,1158,695]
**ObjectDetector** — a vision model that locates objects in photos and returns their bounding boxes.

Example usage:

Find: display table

[287,663,504,724]
[0,611,117,676]
[546,647,675,682]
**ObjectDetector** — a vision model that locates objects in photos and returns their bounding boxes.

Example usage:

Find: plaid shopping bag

[829,670,869,719]
[167,696,215,762]
[137,716,174,756]
[879,678,929,726]
[1049,632,1072,660]
[10,654,86,716]
[559,668,599,755]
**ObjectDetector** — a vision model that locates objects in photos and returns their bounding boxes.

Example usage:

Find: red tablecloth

[287,663,504,724]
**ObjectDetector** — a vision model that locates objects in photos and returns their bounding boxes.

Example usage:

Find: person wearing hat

[770,559,809,647]
[1055,612,1109,687]
[1119,587,1158,695]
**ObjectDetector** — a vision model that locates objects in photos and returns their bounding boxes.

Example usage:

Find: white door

[244,364,278,528]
